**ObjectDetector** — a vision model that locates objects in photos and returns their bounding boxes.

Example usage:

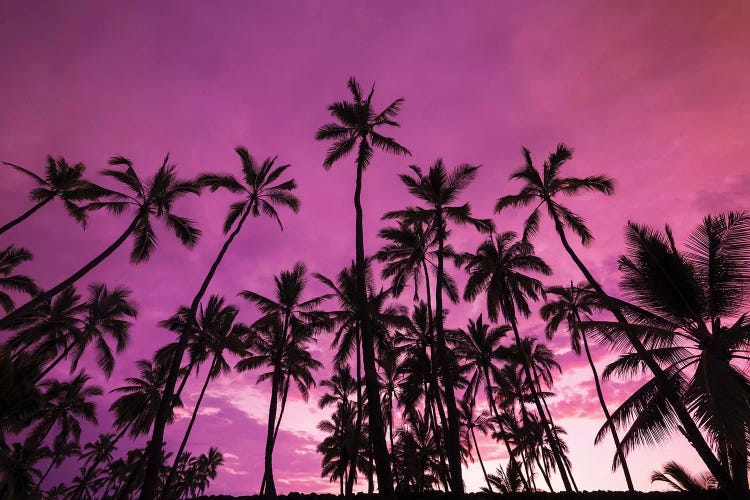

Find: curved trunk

[482,366,531,492]
[353,161,394,497]
[160,358,217,499]
[470,425,492,492]
[507,315,572,492]
[580,329,634,491]
[0,215,140,330]
[551,216,734,493]
[0,196,53,236]
[530,363,577,491]
[139,207,252,500]
[433,210,464,494]
[261,365,281,497]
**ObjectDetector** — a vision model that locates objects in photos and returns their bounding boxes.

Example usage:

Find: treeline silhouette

[1,77,748,500]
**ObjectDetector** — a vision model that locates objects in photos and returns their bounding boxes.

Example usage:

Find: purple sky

[1,0,749,495]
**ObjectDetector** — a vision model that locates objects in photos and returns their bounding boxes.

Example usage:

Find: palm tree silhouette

[0,156,109,235]
[540,281,634,490]
[583,213,750,493]
[0,155,201,331]
[462,231,573,491]
[0,245,40,313]
[72,432,118,499]
[0,442,45,498]
[315,76,410,497]
[496,144,731,490]
[160,296,250,497]
[27,372,102,452]
[140,147,298,499]
[237,263,326,497]
[457,393,494,492]
[651,461,716,491]
[386,159,493,493]
[36,439,79,489]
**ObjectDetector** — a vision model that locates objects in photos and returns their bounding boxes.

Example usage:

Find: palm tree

[36,439,79,489]
[457,394,494,492]
[0,154,201,331]
[72,433,118,499]
[447,315,528,488]
[0,442,45,498]
[583,213,750,493]
[140,147,299,499]
[160,296,250,497]
[651,461,716,491]
[315,260,407,494]
[0,245,40,313]
[0,156,109,235]
[0,353,44,439]
[237,264,326,497]
[315,76,411,497]
[317,402,362,496]
[8,284,137,382]
[386,159,493,493]
[540,281,634,490]
[27,372,102,452]
[462,231,573,491]
[496,144,731,490]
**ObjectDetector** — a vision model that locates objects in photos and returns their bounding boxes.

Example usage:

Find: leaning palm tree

[0,156,109,235]
[583,213,750,494]
[651,461,716,492]
[0,245,40,313]
[27,372,102,452]
[140,147,299,499]
[496,144,731,490]
[72,433,118,499]
[36,439,79,489]
[385,159,494,493]
[462,231,573,491]
[0,155,201,331]
[160,296,250,497]
[7,284,137,382]
[315,76,410,497]
[540,282,634,490]
[457,394,494,492]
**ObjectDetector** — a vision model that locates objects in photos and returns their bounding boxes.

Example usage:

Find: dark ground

[198,492,727,500]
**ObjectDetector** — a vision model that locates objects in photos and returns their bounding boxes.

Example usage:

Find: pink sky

[1,0,749,495]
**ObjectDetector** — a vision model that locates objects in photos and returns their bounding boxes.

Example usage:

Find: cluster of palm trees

[1,77,748,499]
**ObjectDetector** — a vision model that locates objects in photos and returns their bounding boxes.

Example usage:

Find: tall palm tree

[160,296,250,497]
[462,231,573,491]
[36,439,79,489]
[496,144,731,489]
[317,402,362,496]
[583,214,750,493]
[0,245,40,313]
[72,433,118,499]
[651,461,716,492]
[386,159,494,493]
[315,76,411,497]
[540,281,634,490]
[140,147,299,499]
[237,263,326,497]
[0,155,201,331]
[27,372,102,452]
[0,156,109,235]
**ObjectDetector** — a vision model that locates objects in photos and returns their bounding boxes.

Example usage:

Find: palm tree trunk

[433,212,464,495]
[0,215,141,330]
[174,361,196,400]
[530,364,577,491]
[535,455,554,492]
[580,330,634,491]
[139,207,252,500]
[470,425,492,492]
[73,426,129,500]
[260,366,281,497]
[482,367,531,492]
[345,332,363,496]
[34,338,79,382]
[353,162,394,497]
[507,316,573,492]
[425,388,451,492]
[0,197,53,236]
[271,374,290,447]
[160,358,217,499]
[551,216,735,492]
[37,459,55,488]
